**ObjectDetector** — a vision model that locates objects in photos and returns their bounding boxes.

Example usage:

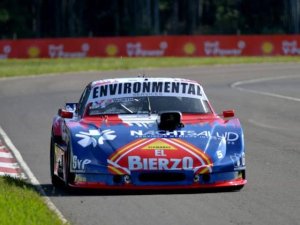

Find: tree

[0,0,296,39]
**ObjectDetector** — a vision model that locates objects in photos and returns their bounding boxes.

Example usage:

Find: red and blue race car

[50,77,246,190]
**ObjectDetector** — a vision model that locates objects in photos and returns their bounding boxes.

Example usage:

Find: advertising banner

[1,35,300,59]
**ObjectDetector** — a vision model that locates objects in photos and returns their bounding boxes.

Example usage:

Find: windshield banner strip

[89,81,207,101]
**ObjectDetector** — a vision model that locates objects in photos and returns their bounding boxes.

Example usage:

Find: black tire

[221,184,245,192]
[50,135,63,187]
[64,144,75,189]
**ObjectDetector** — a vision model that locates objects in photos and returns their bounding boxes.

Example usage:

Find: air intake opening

[113,175,122,184]
[158,111,183,131]
[202,174,211,182]
[139,172,186,182]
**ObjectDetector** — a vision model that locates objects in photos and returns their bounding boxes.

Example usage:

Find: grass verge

[1,56,300,78]
[0,176,65,225]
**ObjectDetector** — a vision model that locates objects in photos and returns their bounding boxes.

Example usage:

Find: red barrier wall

[1,35,300,59]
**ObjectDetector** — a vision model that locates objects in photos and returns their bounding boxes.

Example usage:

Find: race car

[50,77,246,190]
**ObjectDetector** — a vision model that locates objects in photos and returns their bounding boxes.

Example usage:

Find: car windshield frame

[87,96,212,116]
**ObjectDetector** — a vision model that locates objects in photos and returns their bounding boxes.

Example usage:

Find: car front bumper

[69,170,247,190]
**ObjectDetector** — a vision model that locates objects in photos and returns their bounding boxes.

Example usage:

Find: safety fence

[1,35,300,59]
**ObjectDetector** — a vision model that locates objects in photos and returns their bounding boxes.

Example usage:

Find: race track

[0,63,299,225]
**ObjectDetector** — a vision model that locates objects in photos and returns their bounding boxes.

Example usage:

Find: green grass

[0,56,300,78]
[0,176,65,225]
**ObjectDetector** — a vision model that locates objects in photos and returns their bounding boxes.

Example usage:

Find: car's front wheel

[63,144,75,189]
[50,135,63,187]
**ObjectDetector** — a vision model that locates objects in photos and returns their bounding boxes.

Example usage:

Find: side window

[78,85,91,117]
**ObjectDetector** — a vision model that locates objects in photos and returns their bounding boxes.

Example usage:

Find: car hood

[67,114,243,174]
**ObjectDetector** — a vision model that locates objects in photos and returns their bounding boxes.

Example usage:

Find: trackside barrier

[1,35,300,59]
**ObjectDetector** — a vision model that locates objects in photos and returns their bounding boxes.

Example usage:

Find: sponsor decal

[230,153,245,168]
[90,81,204,100]
[72,155,91,171]
[107,138,212,175]
[282,41,300,55]
[141,140,177,150]
[48,43,90,58]
[183,42,196,55]
[261,42,274,54]
[76,129,116,148]
[0,45,11,59]
[130,130,239,144]
[118,115,156,128]
[127,156,193,171]
[204,41,245,56]
[127,42,168,57]
[27,46,41,58]
[122,121,154,128]
[105,44,118,56]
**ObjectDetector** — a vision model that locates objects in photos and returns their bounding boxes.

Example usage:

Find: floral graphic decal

[76,129,116,148]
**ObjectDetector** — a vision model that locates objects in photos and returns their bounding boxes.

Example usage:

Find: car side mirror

[58,109,73,119]
[222,110,235,118]
[65,103,77,113]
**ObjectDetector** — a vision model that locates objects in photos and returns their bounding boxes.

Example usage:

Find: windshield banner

[89,81,207,101]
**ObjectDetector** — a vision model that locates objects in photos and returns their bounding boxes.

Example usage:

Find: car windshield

[88,96,212,115]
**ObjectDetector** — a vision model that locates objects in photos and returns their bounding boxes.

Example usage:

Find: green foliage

[0,8,9,22]
[0,0,34,38]
[215,0,240,34]
[0,176,65,225]
[0,0,292,38]
[159,0,171,11]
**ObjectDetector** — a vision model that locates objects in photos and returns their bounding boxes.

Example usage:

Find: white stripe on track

[0,126,68,224]
[231,75,300,102]
[0,152,13,158]
[0,162,19,169]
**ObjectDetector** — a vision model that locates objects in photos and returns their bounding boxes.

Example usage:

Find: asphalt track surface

[0,63,299,225]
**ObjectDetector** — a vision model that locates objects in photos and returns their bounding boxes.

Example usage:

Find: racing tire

[63,144,75,190]
[50,135,64,188]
